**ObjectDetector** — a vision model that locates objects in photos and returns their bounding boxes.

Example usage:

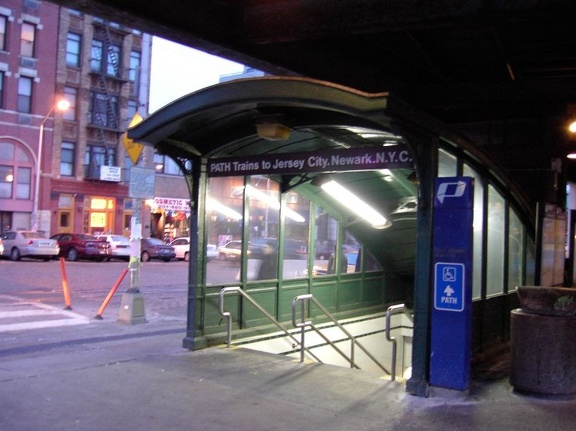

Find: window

[88,91,118,128]
[0,15,7,51]
[20,22,35,57]
[126,99,138,128]
[16,167,31,199]
[0,142,33,201]
[0,165,13,198]
[17,77,33,113]
[60,142,75,176]
[66,32,81,67]
[85,145,116,177]
[63,87,77,121]
[154,152,181,175]
[0,71,4,109]
[91,39,121,77]
[486,185,505,296]
[129,50,141,96]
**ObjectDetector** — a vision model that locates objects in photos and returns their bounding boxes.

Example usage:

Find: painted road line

[0,295,90,333]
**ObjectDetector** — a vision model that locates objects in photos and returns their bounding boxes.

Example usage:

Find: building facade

[0,1,152,237]
[0,0,60,233]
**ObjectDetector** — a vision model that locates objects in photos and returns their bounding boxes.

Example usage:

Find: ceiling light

[569,120,576,133]
[320,180,391,229]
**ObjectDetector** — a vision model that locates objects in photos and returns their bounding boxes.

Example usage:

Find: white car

[170,237,218,262]
[94,234,131,260]
[0,231,60,261]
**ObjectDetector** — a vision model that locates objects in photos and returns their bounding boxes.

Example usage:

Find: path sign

[123,113,144,165]
[434,263,465,312]
[430,177,473,391]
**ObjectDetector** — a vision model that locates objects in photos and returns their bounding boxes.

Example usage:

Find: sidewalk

[1,318,575,431]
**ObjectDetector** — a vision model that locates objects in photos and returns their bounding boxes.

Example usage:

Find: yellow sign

[122,113,144,165]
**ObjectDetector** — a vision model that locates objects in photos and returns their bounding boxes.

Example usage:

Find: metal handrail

[218,287,321,362]
[385,303,414,381]
[292,294,391,375]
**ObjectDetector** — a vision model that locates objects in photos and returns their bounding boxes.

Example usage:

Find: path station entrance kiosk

[128,77,535,396]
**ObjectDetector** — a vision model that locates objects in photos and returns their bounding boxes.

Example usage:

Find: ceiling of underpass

[49,0,576,208]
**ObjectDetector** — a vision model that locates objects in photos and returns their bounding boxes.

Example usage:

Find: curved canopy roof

[128,77,530,275]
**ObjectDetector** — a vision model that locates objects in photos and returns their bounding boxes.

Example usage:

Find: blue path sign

[430,177,474,391]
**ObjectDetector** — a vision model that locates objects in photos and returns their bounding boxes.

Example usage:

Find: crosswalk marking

[0,294,90,332]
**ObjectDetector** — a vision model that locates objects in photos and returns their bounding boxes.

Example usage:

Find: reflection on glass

[487,185,505,296]
[438,148,457,177]
[508,209,524,291]
[343,232,361,274]
[247,176,279,280]
[205,176,244,285]
[314,206,338,276]
[464,163,484,299]
[283,193,309,279]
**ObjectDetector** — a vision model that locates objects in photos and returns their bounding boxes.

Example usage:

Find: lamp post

[31,99,70,232]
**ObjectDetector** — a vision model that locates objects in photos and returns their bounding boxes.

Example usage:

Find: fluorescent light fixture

[568,153,576,159]
[245,185,305,222]
[321,180,391,229]
[206,198,242,220]
[569,120,576,133]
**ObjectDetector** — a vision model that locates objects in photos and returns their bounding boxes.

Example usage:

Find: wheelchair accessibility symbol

[435,263,465,312]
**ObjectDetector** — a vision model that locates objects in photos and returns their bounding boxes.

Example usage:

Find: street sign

[122,113,144,165]
[434,263,465,312]
[129,167,155,199]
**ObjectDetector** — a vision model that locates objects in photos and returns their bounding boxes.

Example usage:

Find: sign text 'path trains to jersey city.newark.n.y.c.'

[207,145,413,177]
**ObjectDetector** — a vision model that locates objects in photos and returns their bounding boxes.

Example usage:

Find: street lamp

[31,98,70,232]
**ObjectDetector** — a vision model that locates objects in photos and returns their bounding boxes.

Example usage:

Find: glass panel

[0,165,13,198]
[282,191,309,280]
[205,176,244,285]
[16,167,31,199]
[107,44,121,76]
[16,147,30,162]
[314,206,339,276]
[463,163,484,299]
[508,209,524,291]
[20,23,35,57]
[91,40,103,72]
[0,142,14,160]
[63,87,77,121]
[525,236,536,285]
[486,185,505,296]
[343,231,361,273]
[60,142,75,176]
[246,177,280,280]
[17,77,32,113]
[66,32,81,67]
[438,148,457,177]
[0,16,6,51]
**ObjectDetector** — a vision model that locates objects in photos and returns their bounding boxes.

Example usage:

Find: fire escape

[86,20,127,181]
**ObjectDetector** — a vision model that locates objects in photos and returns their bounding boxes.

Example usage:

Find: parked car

[50,233,111,261]
[0,231,60,261]
[170,237,218,262]
[217,240,243,260]
[95,234,131,260]
[141,237,176,262]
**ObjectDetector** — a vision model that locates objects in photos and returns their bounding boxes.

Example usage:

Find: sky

[148,37,245,113]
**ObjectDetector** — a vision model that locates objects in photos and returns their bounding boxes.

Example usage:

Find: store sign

[154,197,190,212]
[207,145,413,177]
[100,165,121,182]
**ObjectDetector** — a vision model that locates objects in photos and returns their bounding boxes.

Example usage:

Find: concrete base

[510,309,576,396]
[117,292,147,324]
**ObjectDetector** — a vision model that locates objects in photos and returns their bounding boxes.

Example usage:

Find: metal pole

[32,110,51,231]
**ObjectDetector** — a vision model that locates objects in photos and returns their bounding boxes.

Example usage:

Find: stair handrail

[292,294,391,375]
[218,286,321,362]
[385,303,414,381]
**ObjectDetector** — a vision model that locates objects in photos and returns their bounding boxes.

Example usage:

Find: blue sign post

[430,177,474,391]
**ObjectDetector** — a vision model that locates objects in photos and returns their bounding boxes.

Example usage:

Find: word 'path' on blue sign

[434,262,465,312]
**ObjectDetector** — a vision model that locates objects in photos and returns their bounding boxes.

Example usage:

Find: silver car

[0,231,60,261]
[95,234,131,261]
